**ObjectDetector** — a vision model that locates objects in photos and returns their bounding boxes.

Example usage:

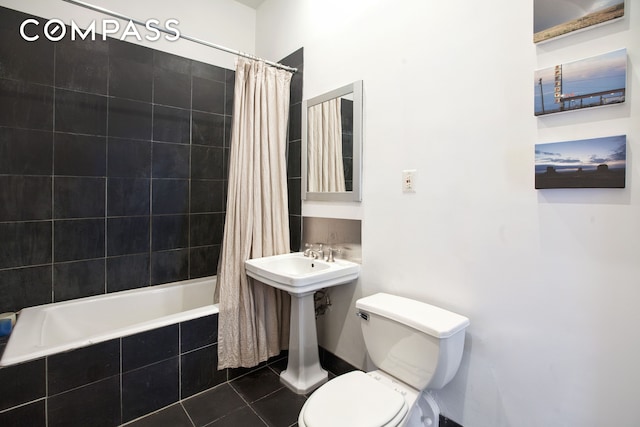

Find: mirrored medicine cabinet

[302,80,363,202]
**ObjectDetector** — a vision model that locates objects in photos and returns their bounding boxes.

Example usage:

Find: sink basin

[245,251,361,394]
[245,252,360,294]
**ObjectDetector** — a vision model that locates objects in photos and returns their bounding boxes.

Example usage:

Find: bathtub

[0,276,218,367]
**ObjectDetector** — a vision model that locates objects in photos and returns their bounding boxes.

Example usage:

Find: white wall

[256,1,640,426]
[0,0,256,69]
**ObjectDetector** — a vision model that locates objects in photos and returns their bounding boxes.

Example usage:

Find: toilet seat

[300,371,408,427]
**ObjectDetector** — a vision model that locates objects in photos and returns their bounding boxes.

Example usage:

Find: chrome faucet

[326,247,341,262]
[303,243,324,259]
[303,243,342,262]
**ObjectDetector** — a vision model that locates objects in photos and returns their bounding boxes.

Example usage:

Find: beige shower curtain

[307,98,345,192]
[215,57,292,369]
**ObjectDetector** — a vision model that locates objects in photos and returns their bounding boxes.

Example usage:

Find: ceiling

[234,0,265,9]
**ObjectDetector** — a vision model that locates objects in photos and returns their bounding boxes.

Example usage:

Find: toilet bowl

[298,293,469,427]
[298,370,420,427]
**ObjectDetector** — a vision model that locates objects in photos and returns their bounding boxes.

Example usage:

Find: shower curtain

[215,57,292,368]
[307,98,346,192]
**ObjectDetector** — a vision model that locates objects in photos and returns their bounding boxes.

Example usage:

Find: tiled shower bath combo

[0,5,306,425]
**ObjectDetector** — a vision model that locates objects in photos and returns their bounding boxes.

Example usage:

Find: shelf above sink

[245,252,360,295]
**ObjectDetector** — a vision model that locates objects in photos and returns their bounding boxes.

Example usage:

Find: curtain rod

[60,0,297,73]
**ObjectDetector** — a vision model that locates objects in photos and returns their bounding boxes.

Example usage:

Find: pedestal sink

[245,252,360,393]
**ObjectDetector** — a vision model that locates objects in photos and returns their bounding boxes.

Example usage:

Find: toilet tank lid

[356,293,470,338]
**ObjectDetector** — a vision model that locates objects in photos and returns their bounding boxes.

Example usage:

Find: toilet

[298,292,470,427]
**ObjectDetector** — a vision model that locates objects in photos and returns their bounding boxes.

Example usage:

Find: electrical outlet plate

[402,169,416,192]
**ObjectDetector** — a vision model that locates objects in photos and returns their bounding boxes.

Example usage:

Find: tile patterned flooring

[120,352,464,427]
[122,357,309,427]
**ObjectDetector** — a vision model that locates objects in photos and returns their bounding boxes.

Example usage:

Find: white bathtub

[0,276,218,367]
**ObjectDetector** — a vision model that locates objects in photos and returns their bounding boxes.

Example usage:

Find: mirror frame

[302,80,363,202]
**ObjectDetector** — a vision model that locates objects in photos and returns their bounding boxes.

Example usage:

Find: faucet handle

[327,247,342,262]
[303,243,313,256]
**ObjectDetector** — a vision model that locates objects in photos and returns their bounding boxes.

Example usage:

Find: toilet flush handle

[356,311,369,321]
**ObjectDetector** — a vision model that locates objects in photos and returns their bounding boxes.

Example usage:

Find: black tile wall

[0,5,232,314]
[0,176,52,221]
[189,245,220,279]
[107,139,152,178]
[47,339,120,395]
[122,325,179,372]
[153,105,191,144]
[0,128,53,175]
[152,215,189,251]
[0,265,52,310]
[0,5,305,422]
[0,10,53,87]
[108,97,153,140]
[0,79,54,130]
[53,258,105,301]
[53,219,105,262]
[151,249,189,284]
[0,313,223,426]
[54,177,106,219]
[154,69,191,109]
[0,221,52,269]
[106,253,150,292]
[281,48,304,251]
[181,343,226,398]
[47,375,121,427]
[108,41,153,102]
[54,133,107,176]
[54,37,109,95]
[0,400,46,427]
[180,314,218,352]
[152,143,190,178]
[0,357,46,411]
[54,89,108,135]
[193,77,226,114]
[107,216,150,256]
[122,357,180,422]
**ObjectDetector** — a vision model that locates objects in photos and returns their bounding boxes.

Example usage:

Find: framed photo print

[535,135,626,189]
[534,0,624,43]
[534,49,626,117]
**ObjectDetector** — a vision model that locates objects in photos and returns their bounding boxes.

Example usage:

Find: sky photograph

[534,49,626,115]
[535,135,626,174]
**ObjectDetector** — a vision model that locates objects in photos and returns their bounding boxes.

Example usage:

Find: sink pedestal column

[279,290,328,394]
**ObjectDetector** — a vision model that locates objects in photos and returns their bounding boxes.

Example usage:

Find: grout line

[119,338,123,426]
[104,49,110,296]
[226,382,269,427]
[44,356,49,427]
[246,405,270,427]
[51,43,56,307]
[179,401,197,427]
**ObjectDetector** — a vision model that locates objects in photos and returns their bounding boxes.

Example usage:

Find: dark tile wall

[341,98,354,191]
[281,48,303,252]
[0,4,306,425]
[0,6,231,313]
[0,313,221,426]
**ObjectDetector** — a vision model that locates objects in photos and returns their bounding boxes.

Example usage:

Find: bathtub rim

[0,276,218,367]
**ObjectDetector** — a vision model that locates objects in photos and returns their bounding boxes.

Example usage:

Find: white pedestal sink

[245,252,360,394]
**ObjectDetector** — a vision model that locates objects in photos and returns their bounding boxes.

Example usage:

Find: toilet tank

[356,293,469,390]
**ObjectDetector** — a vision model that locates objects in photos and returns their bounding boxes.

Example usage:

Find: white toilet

[298,292,470,427]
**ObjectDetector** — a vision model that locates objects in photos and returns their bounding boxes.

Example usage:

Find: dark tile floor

[122,357,309,427]
[120,352,464,427]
